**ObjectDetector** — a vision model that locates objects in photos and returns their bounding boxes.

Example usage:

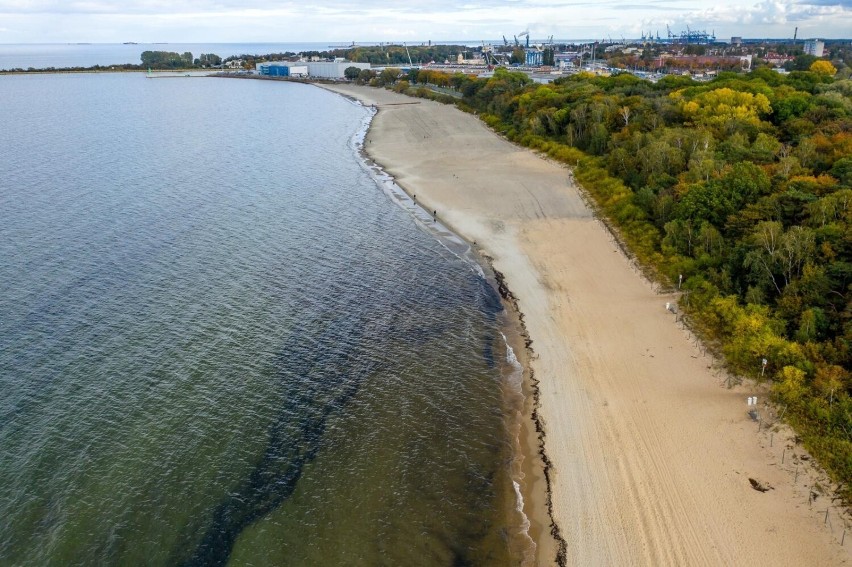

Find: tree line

[372,64,852,498]
[140,51,222,69]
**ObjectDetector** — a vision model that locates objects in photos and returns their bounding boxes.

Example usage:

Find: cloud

[798,0,852,6]
[681,0,848,24]
[612,3,690,10]
[623,0,850,38]
[0,0,849,42]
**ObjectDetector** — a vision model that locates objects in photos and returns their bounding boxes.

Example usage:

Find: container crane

[402,42,413,67]
[482,41,498,67]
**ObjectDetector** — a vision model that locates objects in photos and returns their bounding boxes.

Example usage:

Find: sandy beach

[323,83,849,566]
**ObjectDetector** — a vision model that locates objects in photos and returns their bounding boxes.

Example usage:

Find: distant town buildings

[764,52,795,66]
[803,39,825,57]
[249,34,842,85]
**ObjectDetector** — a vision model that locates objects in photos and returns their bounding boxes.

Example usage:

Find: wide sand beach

[322,83,849,566]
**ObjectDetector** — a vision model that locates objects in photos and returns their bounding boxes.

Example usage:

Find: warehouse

[256,59,370,79]
[304,60,370,79]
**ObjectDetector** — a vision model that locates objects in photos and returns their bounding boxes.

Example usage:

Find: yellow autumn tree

[773,366,808,405]
[671,87,771,133]
[809,60,837,76]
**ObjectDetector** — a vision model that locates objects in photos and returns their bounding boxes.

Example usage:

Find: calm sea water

[0,74,528,565]
[0,43,346,70]
[0,40,592,71]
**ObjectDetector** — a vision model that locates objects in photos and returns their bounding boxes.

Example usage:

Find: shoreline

[320,83,850,565]
[490,264,567,565]
[344,93,554,563]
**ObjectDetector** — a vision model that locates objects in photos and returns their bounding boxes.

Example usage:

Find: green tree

[378,67,401,85]
[196,53,221,67]
[829,157,852,186]
[141,50,190,69]
[676,182,735,227]
[357,69,376,84]
[786,54,818,71]
[344,66,361,80]
[751,133,781,163]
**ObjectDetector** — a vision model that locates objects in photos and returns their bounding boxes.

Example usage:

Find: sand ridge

[322,83,849,566]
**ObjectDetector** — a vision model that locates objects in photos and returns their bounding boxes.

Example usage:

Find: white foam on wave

[501,332,524,391]
[505,338,520,367]
[513,480,531,529]
[501,332,536,563]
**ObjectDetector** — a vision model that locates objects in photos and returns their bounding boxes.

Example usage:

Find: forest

[375,64,852,497]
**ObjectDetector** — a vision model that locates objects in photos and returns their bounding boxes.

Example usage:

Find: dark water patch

[187,307,386,564]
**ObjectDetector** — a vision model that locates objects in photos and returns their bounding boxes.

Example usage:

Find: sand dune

[322,83,849,566]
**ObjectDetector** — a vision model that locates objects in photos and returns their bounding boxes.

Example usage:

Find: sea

[0,73,532,564]
[0,41,595,71]
[0,43,474,71]
[0,43,366,70]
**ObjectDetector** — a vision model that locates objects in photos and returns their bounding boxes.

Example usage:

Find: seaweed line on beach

[485,257,569,567]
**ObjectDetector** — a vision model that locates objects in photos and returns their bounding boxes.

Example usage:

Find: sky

[0,0,850,44]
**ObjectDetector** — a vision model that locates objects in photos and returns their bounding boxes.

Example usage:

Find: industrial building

[256,60,370,79]
[803,39,825,57]
[525,49,543,67]
[257,62,307,77]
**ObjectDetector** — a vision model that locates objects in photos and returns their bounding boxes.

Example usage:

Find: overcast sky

[0,0,849,44]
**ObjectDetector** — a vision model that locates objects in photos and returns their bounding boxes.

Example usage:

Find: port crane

[481,41,498,66]
[402,42,413,67]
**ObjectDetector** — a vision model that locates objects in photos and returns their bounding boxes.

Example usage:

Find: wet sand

[322,83,849,566]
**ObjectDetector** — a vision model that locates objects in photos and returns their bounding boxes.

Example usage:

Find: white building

[305,61,370,79]
[803,39,825,57]
[255,60,370,79]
